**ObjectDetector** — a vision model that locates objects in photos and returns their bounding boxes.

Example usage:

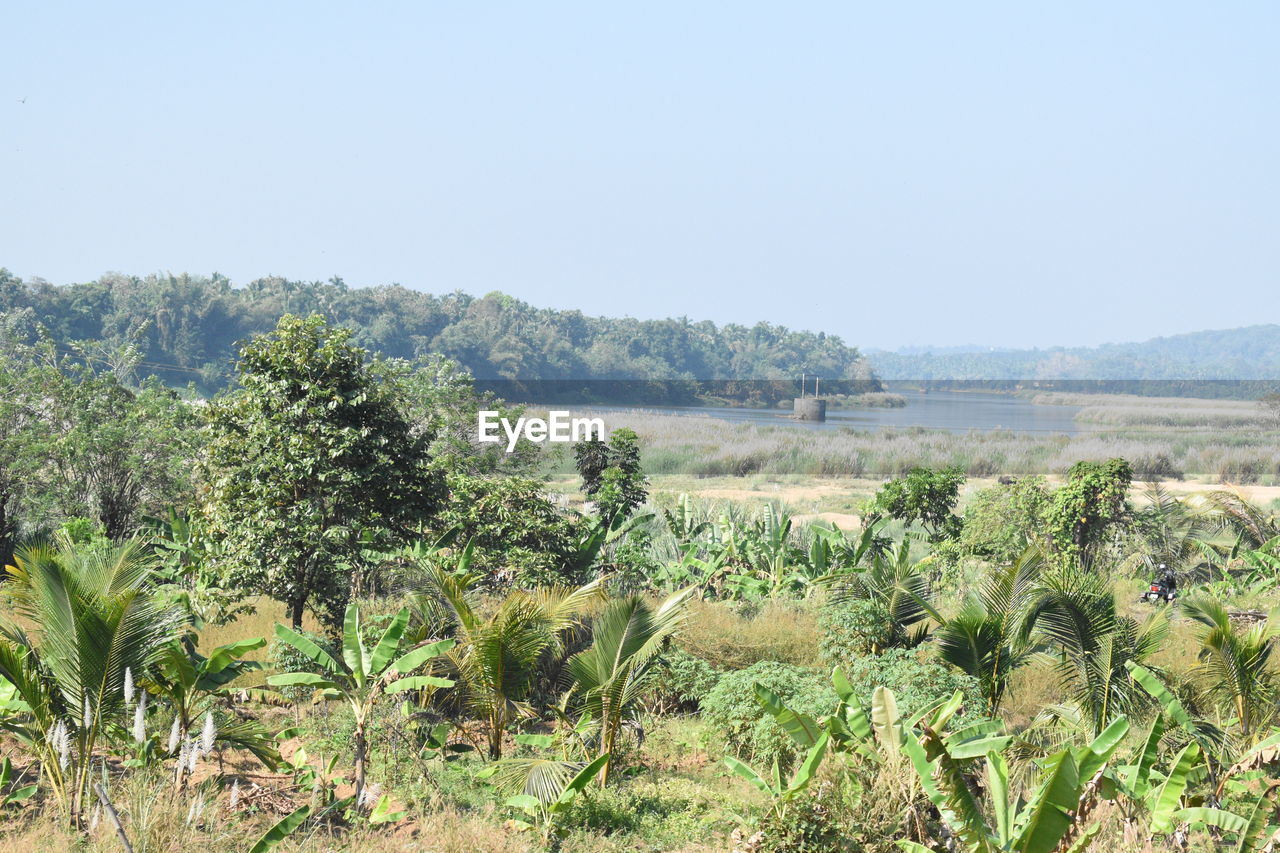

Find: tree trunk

[353,723,367,807]
[289,597,306,629]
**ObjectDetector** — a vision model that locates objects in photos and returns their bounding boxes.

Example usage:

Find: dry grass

[196,596,324,660]
[676,597,823,671]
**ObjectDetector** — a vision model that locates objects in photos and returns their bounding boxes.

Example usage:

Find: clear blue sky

[2,2,1276,350]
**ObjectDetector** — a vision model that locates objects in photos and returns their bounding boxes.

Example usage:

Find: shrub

[958,476,1051,565]
[840,648,982,720]
[268,629,339,702]
[818,599,898,662]
[644,648,722,715]
[702,662,835,768]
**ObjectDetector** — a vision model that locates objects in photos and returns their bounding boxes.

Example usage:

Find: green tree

[958,477,1052,565]
[1181,597,1278,739]
[434,473,594,588]
[871,466,965,542]
[199,315,443,628]
[576,428,648,523]
[47,374,199,540]
[414,566,601,759]
[936,549,1044,714]
[1044,458,1132,567]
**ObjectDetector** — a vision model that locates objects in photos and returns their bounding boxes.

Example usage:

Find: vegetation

[5,312,1280,852]
[0,270,876,402]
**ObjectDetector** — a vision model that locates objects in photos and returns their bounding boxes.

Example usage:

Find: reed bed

[561,404,1280,483]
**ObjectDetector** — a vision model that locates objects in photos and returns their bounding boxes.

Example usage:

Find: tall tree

[199,315,442,628]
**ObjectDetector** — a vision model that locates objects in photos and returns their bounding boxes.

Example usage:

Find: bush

[268,630,339,702]
[645,648,722,715]
[839,648,982,720]
[818,600,898,662]
[702,662,835,768]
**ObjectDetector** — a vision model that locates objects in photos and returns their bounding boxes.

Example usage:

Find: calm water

[582,390,1083,435]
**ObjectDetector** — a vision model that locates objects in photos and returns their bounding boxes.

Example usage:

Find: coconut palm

[1202,488,1279,550]
[936,549,1044,714]
[0,535,184,825]
[824,537,937,649]
[1180,597,1278,740]
[416,565,602,759]
[563,588,693,785]
[1024,567,1168,735]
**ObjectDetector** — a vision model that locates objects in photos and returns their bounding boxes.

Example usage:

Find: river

[577,390,1083,435]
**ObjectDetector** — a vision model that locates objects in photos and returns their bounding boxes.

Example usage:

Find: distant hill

[869,326,1280,390]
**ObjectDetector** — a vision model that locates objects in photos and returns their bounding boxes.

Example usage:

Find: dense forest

[0,269,876,404]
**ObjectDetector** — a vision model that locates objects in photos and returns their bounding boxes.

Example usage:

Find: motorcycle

[1141,564,1178,604]
[1141,579,1177,604]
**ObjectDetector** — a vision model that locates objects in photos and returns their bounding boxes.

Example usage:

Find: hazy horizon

[4,3,1277,350]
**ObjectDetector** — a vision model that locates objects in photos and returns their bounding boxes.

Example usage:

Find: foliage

[899,716,1130,853]
[702,662,836,768]
[0,271,877,400]
[819,599,899,662]
[823,538,937,652]
[577,428,649,523]
[1025,566,1167,734]
[1181,597,1278,738]
[267,601,455,804]
[839,649,982,723]
[958,477,1052,565]
[0,535,185,824]
[414,566,602,758]
[643,648,722,714]
[433,473,595,588]
[199,314,444,628]
[1043,458,1133,566]
[869,466,964,542]
[563,588,692,784]
[936,549,1043,713]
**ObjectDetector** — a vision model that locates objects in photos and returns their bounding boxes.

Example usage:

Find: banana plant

[1111,713,1206,839]
[664,493,710,542]
[0,756,36,807]
[724,732,830,821]
[1176,782,1280,852]
[268,602,455,807]
[147,636,281,779]
[898,715,1130,853]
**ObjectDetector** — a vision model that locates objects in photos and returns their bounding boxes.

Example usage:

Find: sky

[2,2,1276,351]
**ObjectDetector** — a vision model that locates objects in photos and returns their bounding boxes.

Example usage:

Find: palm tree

[564,588,693,785]
[936,549,1044,714]
[1180,597,1277,739]
[416,566,602,759]
[824,537,937,650]
[1024,567,1167,735]
[1202,488,1279,550]
[0,535,184,825]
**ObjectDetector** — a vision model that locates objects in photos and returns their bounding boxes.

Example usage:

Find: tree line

[0,269,877,404]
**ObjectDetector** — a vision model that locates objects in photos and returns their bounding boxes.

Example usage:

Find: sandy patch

[792,512,862,530]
